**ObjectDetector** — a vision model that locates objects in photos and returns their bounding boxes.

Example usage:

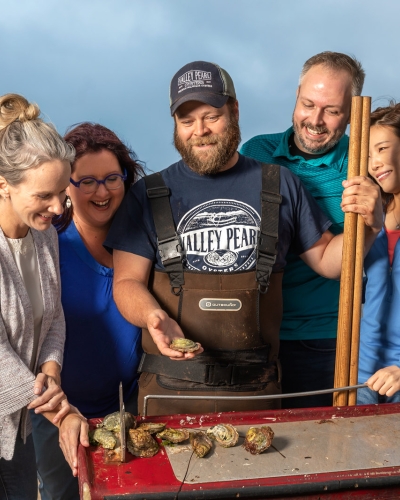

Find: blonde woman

[0,94,88,499]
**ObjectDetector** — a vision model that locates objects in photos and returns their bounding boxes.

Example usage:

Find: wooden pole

[333,96,363,406]
[348,97,371,405]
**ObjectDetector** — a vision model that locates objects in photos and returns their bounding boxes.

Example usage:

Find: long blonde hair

[0,93,75,185]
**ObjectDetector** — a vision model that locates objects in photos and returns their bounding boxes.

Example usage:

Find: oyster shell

[105,446,123,462]
[157,428,190,443]
[89,428,117,449]
[190,431,212,458]
[97,411,137,432]
[206,424,239,448]
[169,338,200,353]
[243,426,274,455]
[137,422,166,434]
[127,428,159,457]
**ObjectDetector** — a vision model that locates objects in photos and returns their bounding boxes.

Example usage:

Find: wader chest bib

[139,164,283,416]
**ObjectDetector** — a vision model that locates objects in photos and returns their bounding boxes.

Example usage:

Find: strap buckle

[257,232,278,256]
[158,235,182,264]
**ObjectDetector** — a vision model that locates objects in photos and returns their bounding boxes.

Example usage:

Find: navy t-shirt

[106,154,331,273]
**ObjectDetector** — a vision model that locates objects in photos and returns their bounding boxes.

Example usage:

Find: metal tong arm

[142,383,367,417]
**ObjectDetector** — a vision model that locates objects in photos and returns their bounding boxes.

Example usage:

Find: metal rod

[142,383,368,417]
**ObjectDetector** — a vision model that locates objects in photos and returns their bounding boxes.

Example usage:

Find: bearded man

[241,52,365,408]
[106,61,381,416]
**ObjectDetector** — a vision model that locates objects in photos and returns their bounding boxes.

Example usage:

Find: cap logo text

[177,70,213,93]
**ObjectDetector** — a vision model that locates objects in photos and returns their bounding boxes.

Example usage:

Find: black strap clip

[158,235,182,264]
[257,232,279,256]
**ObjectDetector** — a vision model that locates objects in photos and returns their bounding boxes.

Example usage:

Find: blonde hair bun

[0,93,40,131]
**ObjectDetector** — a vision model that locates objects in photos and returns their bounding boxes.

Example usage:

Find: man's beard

[292,113,345,154]
[174,117,241,175]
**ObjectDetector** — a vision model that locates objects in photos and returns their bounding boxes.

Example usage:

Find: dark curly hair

[370,102,400,212]
[55,122,144,232]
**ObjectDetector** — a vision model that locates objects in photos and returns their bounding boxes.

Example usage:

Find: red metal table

[78,403,400,499]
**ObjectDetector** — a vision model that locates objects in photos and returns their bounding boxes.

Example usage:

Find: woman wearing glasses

[31,123,144,500]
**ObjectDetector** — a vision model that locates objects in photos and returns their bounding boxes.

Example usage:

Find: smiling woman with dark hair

[31,122,144,500]
[358,103,400,405]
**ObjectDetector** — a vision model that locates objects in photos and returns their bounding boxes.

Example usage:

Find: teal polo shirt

[240,127,348,340]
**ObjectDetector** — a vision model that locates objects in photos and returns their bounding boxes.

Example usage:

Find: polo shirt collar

[272,126,349,170]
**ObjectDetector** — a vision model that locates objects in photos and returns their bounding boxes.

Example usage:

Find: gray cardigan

[0,225,65,460]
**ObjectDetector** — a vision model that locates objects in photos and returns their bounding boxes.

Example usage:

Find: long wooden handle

[333,96,363,406]
[348,97,371,405]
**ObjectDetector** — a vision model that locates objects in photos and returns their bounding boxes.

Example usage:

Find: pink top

[385,227,400,266]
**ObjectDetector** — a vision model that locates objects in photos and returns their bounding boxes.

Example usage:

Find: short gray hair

[0,93,75,185]
[299,51,365,97]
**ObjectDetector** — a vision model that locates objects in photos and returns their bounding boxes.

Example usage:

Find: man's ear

[0,176,10,199]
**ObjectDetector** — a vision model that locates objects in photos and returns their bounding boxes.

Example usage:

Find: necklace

[394,211,400,230]
[391,200,400,229]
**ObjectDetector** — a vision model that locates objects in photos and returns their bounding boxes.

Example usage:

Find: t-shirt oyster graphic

[177,199,260,272]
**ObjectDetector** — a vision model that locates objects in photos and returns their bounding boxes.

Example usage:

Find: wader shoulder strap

[144,173,184,293]
[256,163,282,293]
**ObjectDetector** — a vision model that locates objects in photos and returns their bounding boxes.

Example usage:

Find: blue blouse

[358,226,400,383]
[59,222,142,418]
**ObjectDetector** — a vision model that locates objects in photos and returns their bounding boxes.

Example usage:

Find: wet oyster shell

[206,424,239,448]
[243,426,274,455]
[128,428,159,458]
[97,411,137,432]
[105,446,123,462]
[190,431,212,458]
[169,338,200,353]
[157,428,190,443]
[137,422,166,434]
[89,428,117,449]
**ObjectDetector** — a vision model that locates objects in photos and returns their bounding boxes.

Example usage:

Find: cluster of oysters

[89,412,190,458]
[90,413,274,459]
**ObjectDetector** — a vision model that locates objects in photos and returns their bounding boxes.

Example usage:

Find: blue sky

[1,0,399,172]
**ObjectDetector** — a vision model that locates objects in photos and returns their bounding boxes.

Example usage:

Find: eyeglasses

[70,170,127,194]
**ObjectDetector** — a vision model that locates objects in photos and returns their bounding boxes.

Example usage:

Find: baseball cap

[169,61,236,116]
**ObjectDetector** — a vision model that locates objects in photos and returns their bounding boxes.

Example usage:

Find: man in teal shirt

[241,52,365,408]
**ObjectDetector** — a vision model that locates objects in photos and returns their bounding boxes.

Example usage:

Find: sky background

[1,0,399,173]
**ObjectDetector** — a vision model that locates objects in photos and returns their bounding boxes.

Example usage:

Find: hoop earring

[65,196,72,209]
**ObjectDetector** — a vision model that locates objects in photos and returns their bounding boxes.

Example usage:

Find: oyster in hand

[137,422,166,434]
[170,338,200,353]
[243,426,274,455]
[89,428,117,449]
[127,428,159,458]
[190,431,212,458]
[97,411,136,432]
[157,428,190,443]
[206,424,239,448]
